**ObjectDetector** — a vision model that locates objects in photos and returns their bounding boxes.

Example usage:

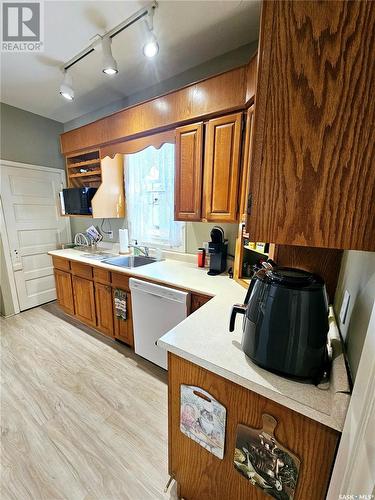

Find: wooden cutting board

[234,414,301,499]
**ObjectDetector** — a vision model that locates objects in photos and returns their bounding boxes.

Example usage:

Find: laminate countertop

[49,248,350,431]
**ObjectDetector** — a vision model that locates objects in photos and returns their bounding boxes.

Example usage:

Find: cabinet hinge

[247,192,253,216]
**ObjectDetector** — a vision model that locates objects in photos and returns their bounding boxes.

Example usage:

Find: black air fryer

[229,265,329,380]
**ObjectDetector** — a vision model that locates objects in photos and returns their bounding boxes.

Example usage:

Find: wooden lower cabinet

[113,289,134,347]
[72,275,96,328]
[54,269,74,315]
[168,354,340,500]
[190,293,212,313]
[95,283,114,337]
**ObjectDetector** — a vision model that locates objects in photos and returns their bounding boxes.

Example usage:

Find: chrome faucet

[129,240,149,257]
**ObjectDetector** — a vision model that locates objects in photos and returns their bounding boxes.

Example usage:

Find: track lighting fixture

[59,2,158,100]
[100,36,118,75]
[59,70,74,101]
[143,8,159,58]
[143,31,159,58]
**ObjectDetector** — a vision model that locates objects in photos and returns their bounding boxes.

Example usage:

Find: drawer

[111,272,130,291]
[93,267,111,284]
[71,261,93,279]
[52,256,70,272]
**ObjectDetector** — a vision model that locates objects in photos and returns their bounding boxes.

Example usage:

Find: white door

[0,161,70,311]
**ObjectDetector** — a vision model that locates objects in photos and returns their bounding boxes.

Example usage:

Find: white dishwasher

[129,278,190,369]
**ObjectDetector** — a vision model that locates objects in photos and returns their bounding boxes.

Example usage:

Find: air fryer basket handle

[229,304,247,332]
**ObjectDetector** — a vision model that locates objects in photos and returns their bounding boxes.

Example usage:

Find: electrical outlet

[108,231,113,240]
[339,290,350,324]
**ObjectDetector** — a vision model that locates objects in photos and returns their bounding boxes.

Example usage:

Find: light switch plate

[340,290,350,324]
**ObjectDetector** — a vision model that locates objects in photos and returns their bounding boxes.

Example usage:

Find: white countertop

[50,248,350,431]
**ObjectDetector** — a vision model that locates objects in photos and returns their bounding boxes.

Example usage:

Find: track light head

[143,38,159,58]
[143,21,159,58]
[59,70,74,100]
[100,36,118,75]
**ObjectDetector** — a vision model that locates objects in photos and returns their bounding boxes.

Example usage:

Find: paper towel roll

[119,229,129,254]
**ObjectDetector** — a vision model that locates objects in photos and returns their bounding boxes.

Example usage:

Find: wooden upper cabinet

[239,105,255,222]
[203,113,242,222]
[247,0,375,250]
[66,151,125,219]
[91,154,125,219]
[174,123,203,221]
[245,54,257,105]
[54,269,74,316]
[72,276,96,328]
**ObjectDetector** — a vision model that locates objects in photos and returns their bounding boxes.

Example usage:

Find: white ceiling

[1,0,260,124]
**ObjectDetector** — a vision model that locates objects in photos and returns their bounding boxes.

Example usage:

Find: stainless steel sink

[102,255,158,268]
[80,251,117,261]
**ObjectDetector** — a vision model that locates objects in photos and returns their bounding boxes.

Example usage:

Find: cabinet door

[95,283,114,337]
[247,0,375,250]
[113,290,134,347]
[174,122,203,221]
[239,105,254,223]
[72,276,96,327]
[54,269,74,315]
[203,113,242,222]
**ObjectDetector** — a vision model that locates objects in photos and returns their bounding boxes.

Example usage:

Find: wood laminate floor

[0,303,170,500]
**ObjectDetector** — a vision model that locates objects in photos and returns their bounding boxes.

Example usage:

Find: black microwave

[62,188,97,215]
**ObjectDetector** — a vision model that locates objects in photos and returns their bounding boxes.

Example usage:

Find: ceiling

[1,1,260,124]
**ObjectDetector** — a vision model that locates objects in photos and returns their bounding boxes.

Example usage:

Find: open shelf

[69,170,102,179]
[66,150,102,189]
[243,245,269,257]
[234,222,275,289]
[67,158,101,169]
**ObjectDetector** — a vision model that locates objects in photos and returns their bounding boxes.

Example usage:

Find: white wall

[0,104,65,316]
[334,250,375,379]
[1,103,64,168]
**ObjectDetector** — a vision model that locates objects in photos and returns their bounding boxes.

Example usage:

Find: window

[124,144,185,251]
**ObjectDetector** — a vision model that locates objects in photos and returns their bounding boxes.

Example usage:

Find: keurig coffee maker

[208,226,228,275]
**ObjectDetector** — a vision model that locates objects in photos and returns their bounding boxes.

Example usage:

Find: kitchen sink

[80,251,117,260]
[101,255,159,268]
